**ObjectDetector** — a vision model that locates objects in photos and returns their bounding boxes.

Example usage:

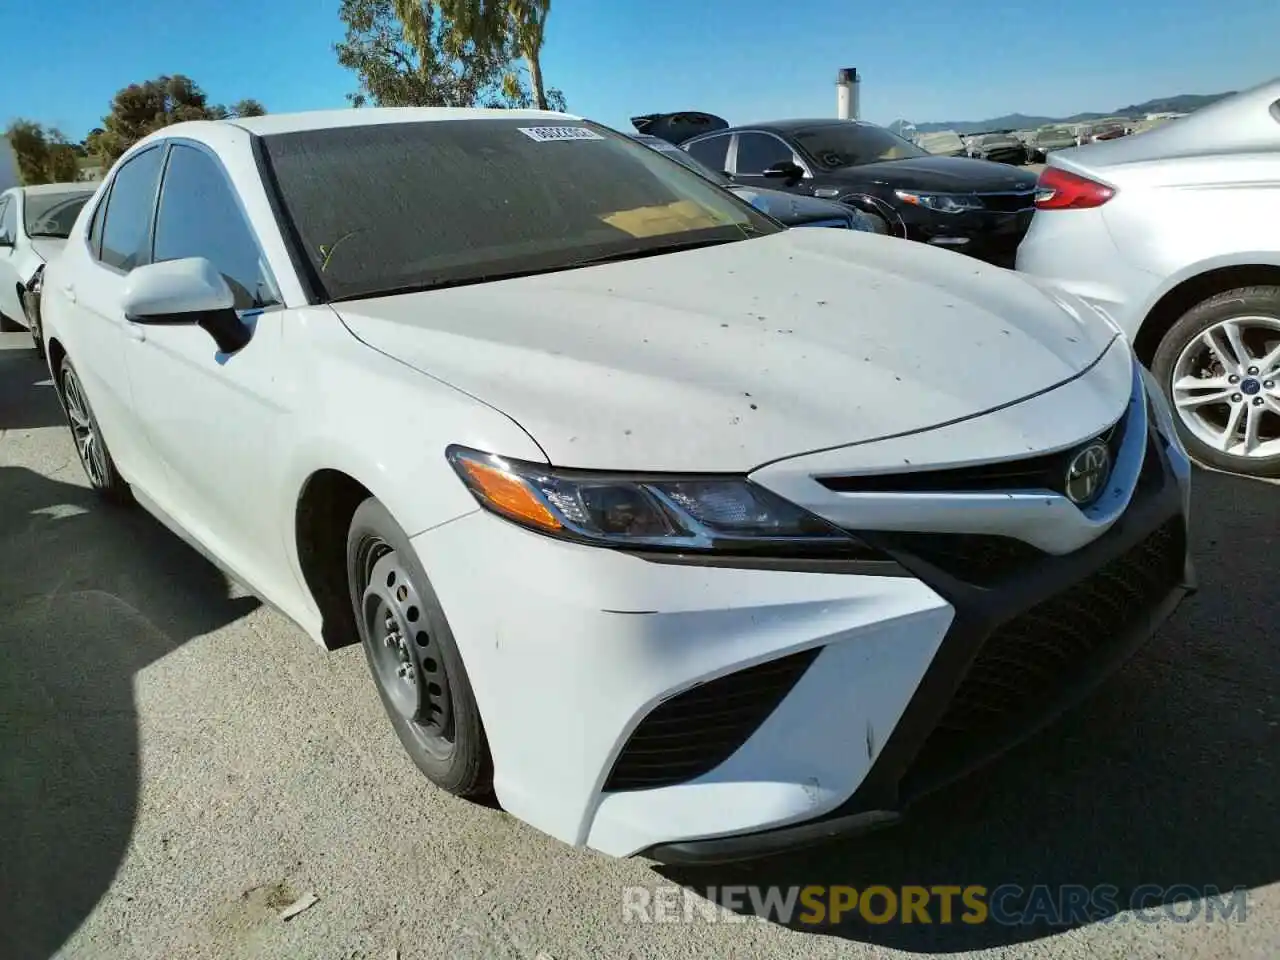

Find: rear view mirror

[121,257,251,354]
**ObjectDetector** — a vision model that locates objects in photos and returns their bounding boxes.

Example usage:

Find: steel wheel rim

[1170,314,1280,460]
[62,368,108,487]
[355,537,455,757]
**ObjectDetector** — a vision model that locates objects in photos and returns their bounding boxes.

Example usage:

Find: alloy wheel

[61,367,109,487]
[1170,315,1280,459]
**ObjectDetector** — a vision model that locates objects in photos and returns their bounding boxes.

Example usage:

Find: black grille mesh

[603,647,821,792]
[905,517,1184,779]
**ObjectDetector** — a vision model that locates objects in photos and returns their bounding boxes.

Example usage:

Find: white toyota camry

[41,108,1195,863]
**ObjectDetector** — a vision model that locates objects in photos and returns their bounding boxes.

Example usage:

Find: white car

[42,108,1195,863]
[1017,78,1280,477]
[0,182,97,355]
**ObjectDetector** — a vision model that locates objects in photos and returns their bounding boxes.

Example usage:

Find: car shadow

[0,463,261,960]
[0,339,65,431]
[656,467,1278,951]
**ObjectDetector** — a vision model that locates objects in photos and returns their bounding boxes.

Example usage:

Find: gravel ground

[1,331,1276,960]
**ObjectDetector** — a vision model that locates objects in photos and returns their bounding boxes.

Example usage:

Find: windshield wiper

[27,231,69,239]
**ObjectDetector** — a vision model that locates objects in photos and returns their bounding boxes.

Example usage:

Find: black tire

[346,497,493,797]
[22,290,44,359]
[1150,285,1280,477]
[57,356,133,503]
[0,306,22,332]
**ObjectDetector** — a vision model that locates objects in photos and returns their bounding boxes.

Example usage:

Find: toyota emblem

[1064,441,1112,506]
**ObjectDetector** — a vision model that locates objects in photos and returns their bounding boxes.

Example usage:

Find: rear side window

[152,144,279,310]
[685,134,730,173]
[99,147,164,271]
[0,197,13,244]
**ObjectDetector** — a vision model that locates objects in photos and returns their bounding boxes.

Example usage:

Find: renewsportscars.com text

[622,884,1250,927]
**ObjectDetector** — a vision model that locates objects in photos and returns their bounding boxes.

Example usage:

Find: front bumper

[414,367,1192,862]
[901,205,1035,268]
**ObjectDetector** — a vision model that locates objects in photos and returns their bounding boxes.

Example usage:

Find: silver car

[1017,77,1280,477]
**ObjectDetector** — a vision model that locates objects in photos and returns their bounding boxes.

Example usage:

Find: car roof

[20,181,95,196]
[227,106,582,137]
[724,118,875,135]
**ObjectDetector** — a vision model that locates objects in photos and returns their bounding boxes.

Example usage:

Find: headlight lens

[447,446,876,556]
[894,190,983,214]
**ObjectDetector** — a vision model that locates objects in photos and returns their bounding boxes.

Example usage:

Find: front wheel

[1151,285,1280,476]
[346,497,493,797]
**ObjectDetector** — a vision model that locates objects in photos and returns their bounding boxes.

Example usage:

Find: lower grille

[902,517,1185,784]
[602,647,821,792]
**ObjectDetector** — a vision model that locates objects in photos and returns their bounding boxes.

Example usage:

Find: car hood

[333,229,1117,472]
[726,185,850,224]
[27,237,66,262]
[829,155,1038,191]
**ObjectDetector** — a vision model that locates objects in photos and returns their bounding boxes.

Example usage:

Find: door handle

[124,321,146,342]
[61,284,76,303]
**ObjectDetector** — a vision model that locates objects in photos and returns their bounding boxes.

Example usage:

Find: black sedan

[631,134,875,232]
[634,112,1039,267]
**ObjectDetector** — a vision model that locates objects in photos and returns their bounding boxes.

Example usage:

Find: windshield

[263,119,779,301]
[23,190,94,238]
[790,123,928,169]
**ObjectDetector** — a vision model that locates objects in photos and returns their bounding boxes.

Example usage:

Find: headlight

[893,190,983,214]
[447,446,878,557]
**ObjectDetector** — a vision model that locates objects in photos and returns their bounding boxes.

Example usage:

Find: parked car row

[13,80,1277,866]
[633,111,1038,266]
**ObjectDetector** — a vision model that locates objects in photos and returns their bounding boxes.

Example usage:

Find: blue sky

[5,0,1278,140]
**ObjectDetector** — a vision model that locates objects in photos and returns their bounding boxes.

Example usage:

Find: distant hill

[912,92,1234,134]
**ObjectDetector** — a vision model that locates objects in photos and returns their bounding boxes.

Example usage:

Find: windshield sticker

[517,126,605,143]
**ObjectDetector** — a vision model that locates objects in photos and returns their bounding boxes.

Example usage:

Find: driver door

[728,133,813,196]
[120,140,294,600]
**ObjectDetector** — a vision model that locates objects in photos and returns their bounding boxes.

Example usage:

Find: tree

[338,0,509,108]
[434,0,554,110]
[336,0,561,109]
[93,76,267,165]
[45,129,80,182]
[5,120,51,185]
[231,99,267,118]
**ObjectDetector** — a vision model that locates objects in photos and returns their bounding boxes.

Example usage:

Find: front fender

[275,309,548,611]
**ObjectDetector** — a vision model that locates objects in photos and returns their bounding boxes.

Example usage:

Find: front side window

[685,134,731,172]
[24,190,94,239]
[734,133,795,175]
[99,147,164,271]
[153,144,279,310]
[262,119,779,302]
[790,124,928,169]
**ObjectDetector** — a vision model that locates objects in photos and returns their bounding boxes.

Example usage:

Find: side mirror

[761,160,804,182]
[121,257,251,355]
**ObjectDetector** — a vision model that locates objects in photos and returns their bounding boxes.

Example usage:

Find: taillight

[1034,167,1115,210]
